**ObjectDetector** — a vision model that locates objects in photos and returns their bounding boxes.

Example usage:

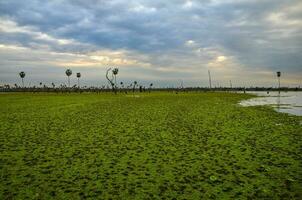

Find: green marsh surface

[0,92,301,199]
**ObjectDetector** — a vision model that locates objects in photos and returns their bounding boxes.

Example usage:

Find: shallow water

[239,91,302,116]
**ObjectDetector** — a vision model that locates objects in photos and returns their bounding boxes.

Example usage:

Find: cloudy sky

[0,0,301,87]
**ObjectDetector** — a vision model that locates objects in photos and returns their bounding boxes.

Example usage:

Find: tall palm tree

[19,71,25,88]
[112,68,119,88]
[133,81,137,92]
[76,72,81,88]
[120,81,124,92]
[277,71,281,94]
[149,83,153,92]
[65,69,72,88]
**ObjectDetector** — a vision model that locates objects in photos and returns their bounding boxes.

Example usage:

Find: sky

[0,0,301,88]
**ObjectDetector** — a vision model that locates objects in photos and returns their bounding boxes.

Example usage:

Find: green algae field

[0,92,301,199]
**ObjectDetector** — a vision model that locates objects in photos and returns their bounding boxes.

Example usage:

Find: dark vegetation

[1,86,301,93]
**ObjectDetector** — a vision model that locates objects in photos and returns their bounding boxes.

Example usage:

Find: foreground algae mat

[0,92,301,199]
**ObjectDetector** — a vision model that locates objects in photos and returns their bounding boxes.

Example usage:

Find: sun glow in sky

[0,0,301,87]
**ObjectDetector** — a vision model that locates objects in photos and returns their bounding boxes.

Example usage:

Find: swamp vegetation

[0,92,301,199]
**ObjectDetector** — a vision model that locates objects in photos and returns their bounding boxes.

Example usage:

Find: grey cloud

[0,0,301,86]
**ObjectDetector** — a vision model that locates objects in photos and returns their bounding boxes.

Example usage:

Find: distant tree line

[0,68,156,93]
[1,85,301,93]
[0,69,301,93]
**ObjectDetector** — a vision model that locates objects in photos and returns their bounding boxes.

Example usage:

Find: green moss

[0,92,301,199]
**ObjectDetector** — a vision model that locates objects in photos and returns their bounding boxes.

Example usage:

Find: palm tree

[76,72,81,88]
[19,71,25,88]
[105,67,119,93]
[149,83,153,92]
[277,71,281,94]
[120,81,124,92]
[112,68,119,88]
[133,81,137,92]
[65,69,72,88]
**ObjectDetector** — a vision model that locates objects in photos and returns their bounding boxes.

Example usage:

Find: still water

[239,91,302,116]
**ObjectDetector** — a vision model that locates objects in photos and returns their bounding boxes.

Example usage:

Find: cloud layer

[0,0,301,87]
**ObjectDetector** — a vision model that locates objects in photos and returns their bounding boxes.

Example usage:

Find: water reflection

[239,91,302,116]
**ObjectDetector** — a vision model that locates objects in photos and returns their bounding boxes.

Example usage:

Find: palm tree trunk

[114,75,116,86]
[278,77,280,94]
[114,75,117,90]
[68,76,70,88]
[22,78,24,88]
[78,78,80,88]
